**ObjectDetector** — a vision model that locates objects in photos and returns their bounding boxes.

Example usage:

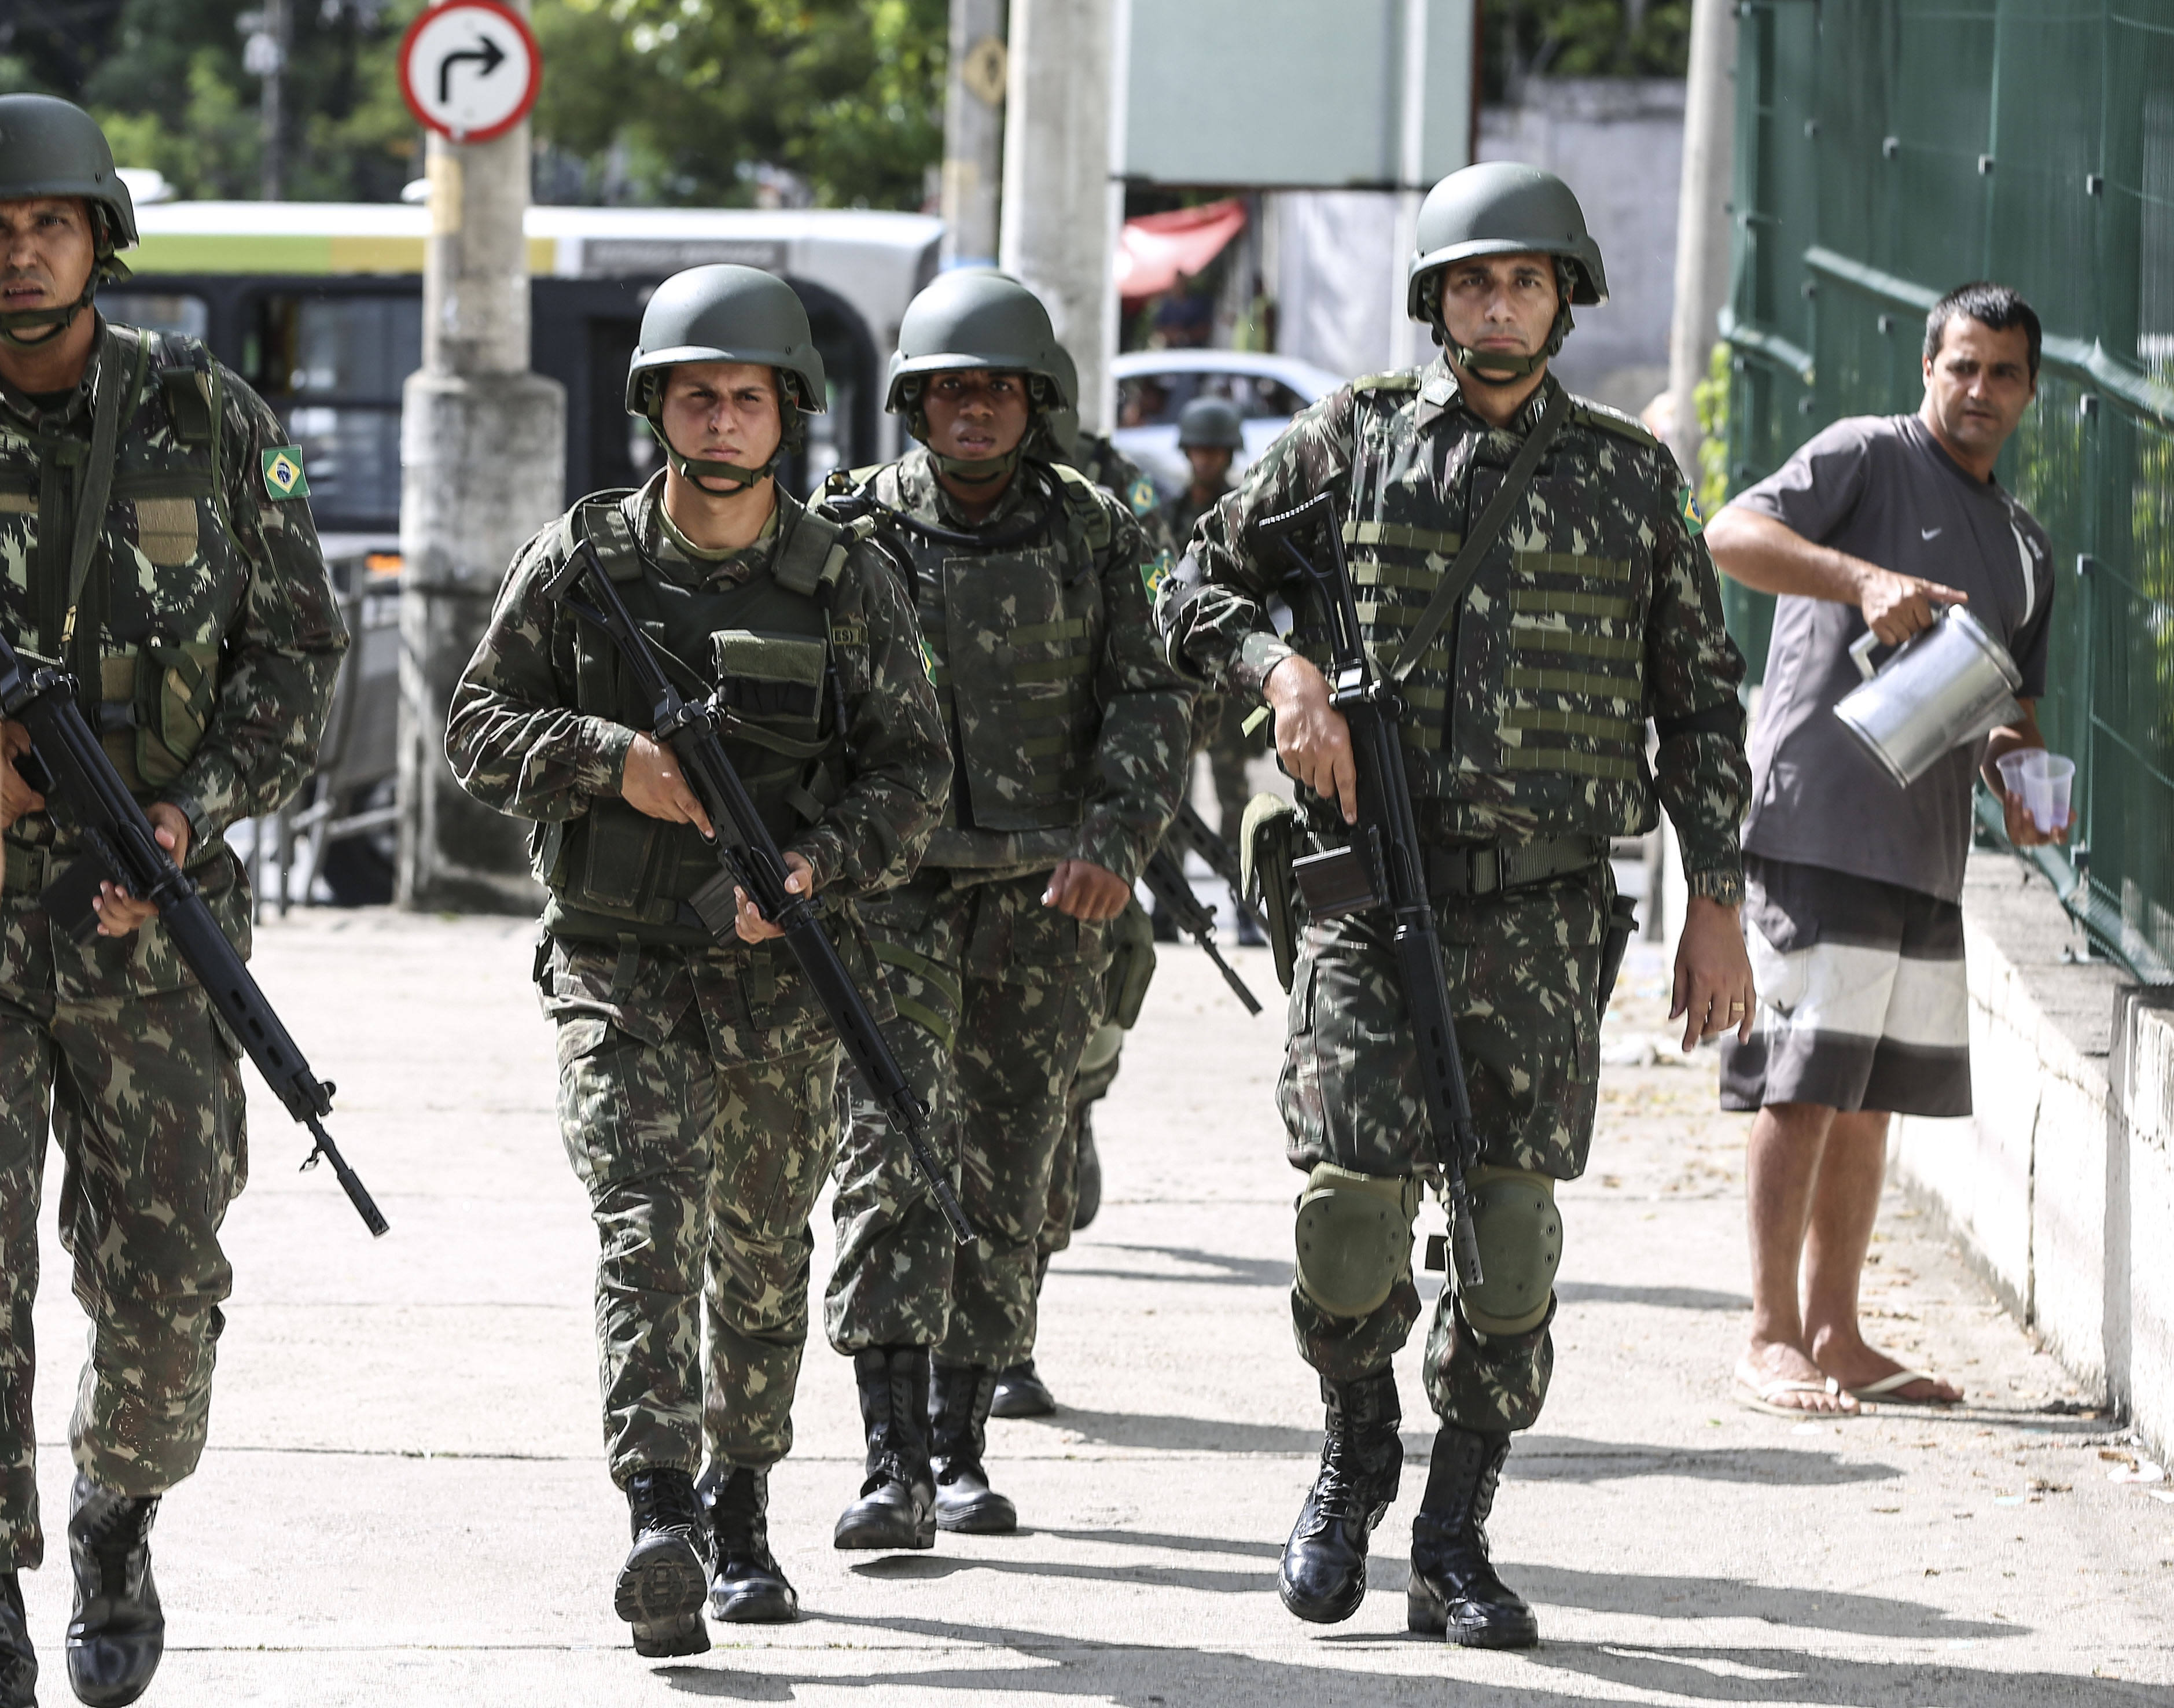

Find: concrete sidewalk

[20,910,2174,1705]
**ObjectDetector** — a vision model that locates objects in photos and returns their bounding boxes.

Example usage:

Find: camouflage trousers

[1037,898,1154,1261]
[826,870,1108,1368]
[0,898,246,1571]
[1201,694,1265,846]
[552,945,841,1485]
[1278,862,1609,1433]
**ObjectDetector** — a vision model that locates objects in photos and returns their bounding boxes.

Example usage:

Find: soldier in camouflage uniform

[0,97,348,1708]
[1160,395,1265,879]
[446,266,948,1658]
[1161,163,1756,1648]
[989,359,1178,1422]
[821,271,1191,1545]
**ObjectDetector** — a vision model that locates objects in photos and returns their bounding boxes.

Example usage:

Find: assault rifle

[1163,801,1267,940]
[545,541,975,1246]
[0,630,388,1236]
[1140,840,1261,1014]
[1257,494,1485,1289]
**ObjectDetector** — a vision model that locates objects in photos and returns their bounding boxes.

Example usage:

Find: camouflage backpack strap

[773,499,869,599]
[1047,458,1114,559]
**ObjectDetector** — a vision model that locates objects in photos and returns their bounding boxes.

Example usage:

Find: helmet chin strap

[0,249,129,351]
[647,411,777,491]
[908,407,1026,485]
[1441,299,1576,388]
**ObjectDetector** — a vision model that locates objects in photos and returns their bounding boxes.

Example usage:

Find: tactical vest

[1297,375,1656,820]
[0,326,237,801]
[870,458,1113,842]
[534,490,859,947]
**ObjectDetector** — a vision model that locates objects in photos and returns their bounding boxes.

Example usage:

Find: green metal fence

[1723,0,2174,983]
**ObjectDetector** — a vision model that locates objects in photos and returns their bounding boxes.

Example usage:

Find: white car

[1110,349,1345,500]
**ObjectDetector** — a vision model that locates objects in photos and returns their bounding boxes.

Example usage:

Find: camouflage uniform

[1158,478,1260,840]
[825,447,1191,1370]
[447,478,947,1484]
[1164,360,1749,1433]
[0,321,347,1569]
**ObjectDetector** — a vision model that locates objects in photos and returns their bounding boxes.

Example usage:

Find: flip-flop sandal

[1735,1373,1853,1418]
[1845,1368,1959,1407]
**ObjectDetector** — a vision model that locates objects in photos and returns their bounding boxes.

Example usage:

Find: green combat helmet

[1405,161,1607,383]
[886,268,1067,485]
[0,94,137,348]
[1176,395,1244,451]
[626,263,826,489]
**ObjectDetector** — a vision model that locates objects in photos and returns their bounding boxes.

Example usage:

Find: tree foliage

[1482,0,1691,101]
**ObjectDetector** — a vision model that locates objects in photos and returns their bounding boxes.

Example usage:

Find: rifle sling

[61,330,139,688]
[1382,384,1570,685]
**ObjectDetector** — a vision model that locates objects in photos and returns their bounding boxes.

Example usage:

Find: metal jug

[1833,605,2022,787]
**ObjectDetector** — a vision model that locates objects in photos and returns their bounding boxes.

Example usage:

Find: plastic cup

[1995,749,2033,804]
[2024,751,2074,834]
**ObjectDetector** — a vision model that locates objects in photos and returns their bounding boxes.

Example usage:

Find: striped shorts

[1719,855,1971,1117]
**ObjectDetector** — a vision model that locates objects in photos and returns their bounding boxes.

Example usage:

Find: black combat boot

[1,1570,34,1708]
[64,1474,163,1707]
[1407,1424,1539,1648]
[1276,1368,1402,1625]
[928,1364,1017,1533]
[834,1346,935,1551]
[699,1465,797,1624]
[988,1360,1057,1419]
[613,1468,709,1659]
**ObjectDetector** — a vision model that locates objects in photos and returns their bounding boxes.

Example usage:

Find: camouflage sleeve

[788,542,950,897]
[1643,450,1752,903]
[1079,498,1195,885]
[1161,388,1360,699]
[163,373,351,846]
[444,527,636,823]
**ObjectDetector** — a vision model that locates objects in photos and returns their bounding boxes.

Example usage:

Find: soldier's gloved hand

[734,852,814,943]
[1858,565,1966,647]
[621,732,715,837]
[0,720,44,834]
[1669,895,1757,1052]
[1043,859,1131,922]
[91,803,190,938]
[1263,654,1357,824]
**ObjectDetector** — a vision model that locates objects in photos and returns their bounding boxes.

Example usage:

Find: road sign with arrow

[398,0,540,143]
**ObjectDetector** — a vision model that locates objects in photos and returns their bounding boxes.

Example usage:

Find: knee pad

[1455,1166,1562,1335]
[1293,1164,1422,1318]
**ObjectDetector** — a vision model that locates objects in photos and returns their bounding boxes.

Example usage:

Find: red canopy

[1115,198,1248,305]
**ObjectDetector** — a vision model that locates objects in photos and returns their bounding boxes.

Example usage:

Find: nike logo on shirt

[1921,527,1943,539]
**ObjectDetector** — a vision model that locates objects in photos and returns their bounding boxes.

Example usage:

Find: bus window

[97,293,210,340]
[245,292,421,531]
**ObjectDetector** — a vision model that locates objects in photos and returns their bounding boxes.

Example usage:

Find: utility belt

[1422,833,1607,899]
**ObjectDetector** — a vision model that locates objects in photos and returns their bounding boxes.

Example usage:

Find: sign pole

[395,0,563,911]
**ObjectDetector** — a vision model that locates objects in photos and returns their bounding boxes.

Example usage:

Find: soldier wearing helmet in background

[0,97,348,1708]
[818,270,1191,1547]
[446,265,949,1657]
[1161,163,1756,1647]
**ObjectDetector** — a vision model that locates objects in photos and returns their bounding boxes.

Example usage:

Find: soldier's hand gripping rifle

[0,629,389,1236]
[1256,493,1485,1289]
[1139,841,1261,1014]
[546,541,975,1246]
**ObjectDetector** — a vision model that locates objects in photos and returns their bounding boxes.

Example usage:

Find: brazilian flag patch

[1141,550,1172,602]
[262,446,309,500]
[1128,475,1158,518]
[919,636,940,682]
[1677,483,1706,537]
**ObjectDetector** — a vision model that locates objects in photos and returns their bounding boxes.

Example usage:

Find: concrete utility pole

[999,0,1118,433]
[1665,0,1738,482]
[395,17,565,912]
[940,0,1007,268]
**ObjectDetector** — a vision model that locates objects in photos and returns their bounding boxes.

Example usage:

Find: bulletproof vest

[873,457,1112,838]
[1298,374,1654,822]
[535,491,854,947]
[0,326,236,801]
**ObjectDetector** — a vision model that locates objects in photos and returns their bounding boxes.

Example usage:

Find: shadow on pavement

[1003,1408,1321,1455]
[1507,1566,2016,1641]
[1514,1435,1896,1486]
[1053,1243,1292,1289]
[1525,1639,2168,1706]
[1031,1523,1283,1560]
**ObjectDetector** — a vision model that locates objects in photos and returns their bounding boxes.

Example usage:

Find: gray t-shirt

[1732,412,2055,902]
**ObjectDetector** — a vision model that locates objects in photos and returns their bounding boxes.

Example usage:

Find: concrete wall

[1892,851,2174,1463]
[1478,77,1684,416]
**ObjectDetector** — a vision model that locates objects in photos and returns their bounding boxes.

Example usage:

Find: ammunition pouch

[96,638,220,790]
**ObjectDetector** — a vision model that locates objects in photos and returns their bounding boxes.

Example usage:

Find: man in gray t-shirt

[1703,283,2068,1422]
